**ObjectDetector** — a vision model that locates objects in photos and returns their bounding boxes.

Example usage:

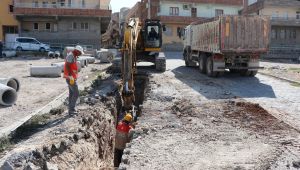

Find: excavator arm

[120,18,141,111]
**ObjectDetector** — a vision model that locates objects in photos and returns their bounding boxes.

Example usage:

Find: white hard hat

[74,45,84,54]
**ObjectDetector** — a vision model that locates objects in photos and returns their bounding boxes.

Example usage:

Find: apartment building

[242,0,300,59]
[0,0,19,44]
[13,0,112,49]
[126,0,243,50]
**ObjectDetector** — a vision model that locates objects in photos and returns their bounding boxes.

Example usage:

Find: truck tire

[199,53,207,73]
[206,56,218,77]
[240,70,251,77]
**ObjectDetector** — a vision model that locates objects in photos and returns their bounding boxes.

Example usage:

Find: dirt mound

[224,101,290,132]
[171,99,197,117]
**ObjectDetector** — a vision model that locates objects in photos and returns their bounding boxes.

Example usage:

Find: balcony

[13,2,111,17]
[271,17,300,26]
[156,16,206,24]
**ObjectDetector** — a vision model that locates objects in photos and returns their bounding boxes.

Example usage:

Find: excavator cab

[143,19,163,49]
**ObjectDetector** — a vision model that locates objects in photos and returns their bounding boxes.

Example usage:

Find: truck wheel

[240,70,251,76]
[199,53,207,73]
[249,71,258,77]
[206,56,218,77]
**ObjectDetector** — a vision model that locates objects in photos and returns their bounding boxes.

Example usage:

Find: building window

[72,22,77,29]
[34,1,39,7]
[81,23,89,30]
[59,0,65,7]
[215,9,224,17]
[81,0,85,8]
[33,23,39,30]
[9,5,14,13]
[271,29,277,39]
[290,29,296,39]
[280,29,285,39]
[297,12,300,19]
[68,0,72,7]
[169,7,179,16]
[52,2,57,8]
[191,8,197,17]
[45,23,51,30]
[42,2,48,8]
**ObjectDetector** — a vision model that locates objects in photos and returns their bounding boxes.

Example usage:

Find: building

[241,0,300,59]
[126,0,243,50]
[13,0,112,49]
[0,0,19,46]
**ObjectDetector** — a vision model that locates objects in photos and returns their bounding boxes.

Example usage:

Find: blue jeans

[66,79,79,113]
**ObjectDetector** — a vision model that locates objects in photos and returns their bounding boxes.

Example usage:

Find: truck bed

[191,15,270,54]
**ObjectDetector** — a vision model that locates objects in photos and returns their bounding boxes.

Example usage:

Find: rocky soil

[119,52,300,169]
[0,73,119,170]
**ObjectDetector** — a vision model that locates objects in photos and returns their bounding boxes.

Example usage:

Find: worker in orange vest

[64,45,83,115]
[114,113,133,167]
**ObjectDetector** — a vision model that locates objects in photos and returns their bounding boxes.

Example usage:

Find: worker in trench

[64,45,84,115]
[114,113,134,167]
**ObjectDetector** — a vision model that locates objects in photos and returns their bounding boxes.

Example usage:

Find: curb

[258,72,300,85]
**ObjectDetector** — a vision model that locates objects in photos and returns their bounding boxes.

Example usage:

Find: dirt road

[121,52,300,169]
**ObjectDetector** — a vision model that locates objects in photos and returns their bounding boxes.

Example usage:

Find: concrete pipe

[0,84,17,106]
[48,51,54,58]
[54,51,60,58]
[30,66,61,77]
[51,62,82,72]
[79,56,96,64]
[0,77,20,92]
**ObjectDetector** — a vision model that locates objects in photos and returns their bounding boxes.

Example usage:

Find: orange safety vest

[115,121,132,150]
[64,53,78,79]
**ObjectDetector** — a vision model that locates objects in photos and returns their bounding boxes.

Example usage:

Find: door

[18,38,29,50]
[191,8,197,17]
[30,39,41,51]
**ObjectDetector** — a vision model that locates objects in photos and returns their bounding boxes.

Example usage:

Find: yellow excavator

[119,18,166,117]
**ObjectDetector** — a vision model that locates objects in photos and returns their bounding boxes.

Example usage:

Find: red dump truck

[183,15,270,77]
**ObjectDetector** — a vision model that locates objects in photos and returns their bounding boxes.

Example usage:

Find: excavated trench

[114,71,149,167]
[0,71,150,169]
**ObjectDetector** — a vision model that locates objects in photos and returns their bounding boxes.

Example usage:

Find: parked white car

[13,37,50,52]
[2,50,16,57]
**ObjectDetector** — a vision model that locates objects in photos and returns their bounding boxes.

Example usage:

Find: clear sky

[110,0,140,13]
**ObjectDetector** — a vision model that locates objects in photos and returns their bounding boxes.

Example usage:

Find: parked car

[13,37,50,52]
[1,49,16,58]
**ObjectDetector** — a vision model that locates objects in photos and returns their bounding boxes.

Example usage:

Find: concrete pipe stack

[0,77,20,106]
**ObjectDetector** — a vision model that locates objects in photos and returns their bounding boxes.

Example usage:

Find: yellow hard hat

[123,113,132,122]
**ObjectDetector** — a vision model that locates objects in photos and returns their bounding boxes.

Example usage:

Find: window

[59,0,65,7]
[81,22,89,30]
[81,0,85,8]
[68,0,72,7]
[297,12,300,19]
[271,29,277,39]
[290,29,296,39]
[45,23,51,30]
[280,29,285,39]
[34,1,38,7]
[215,9,224,17]
[191,8,197,17]
[52,2,57,8]
[9,5,13,13]
[42,2,48,8]
[72,22,77,29]
[169,7,179,16]
[33,23,39,30]
[3,26,18,34]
